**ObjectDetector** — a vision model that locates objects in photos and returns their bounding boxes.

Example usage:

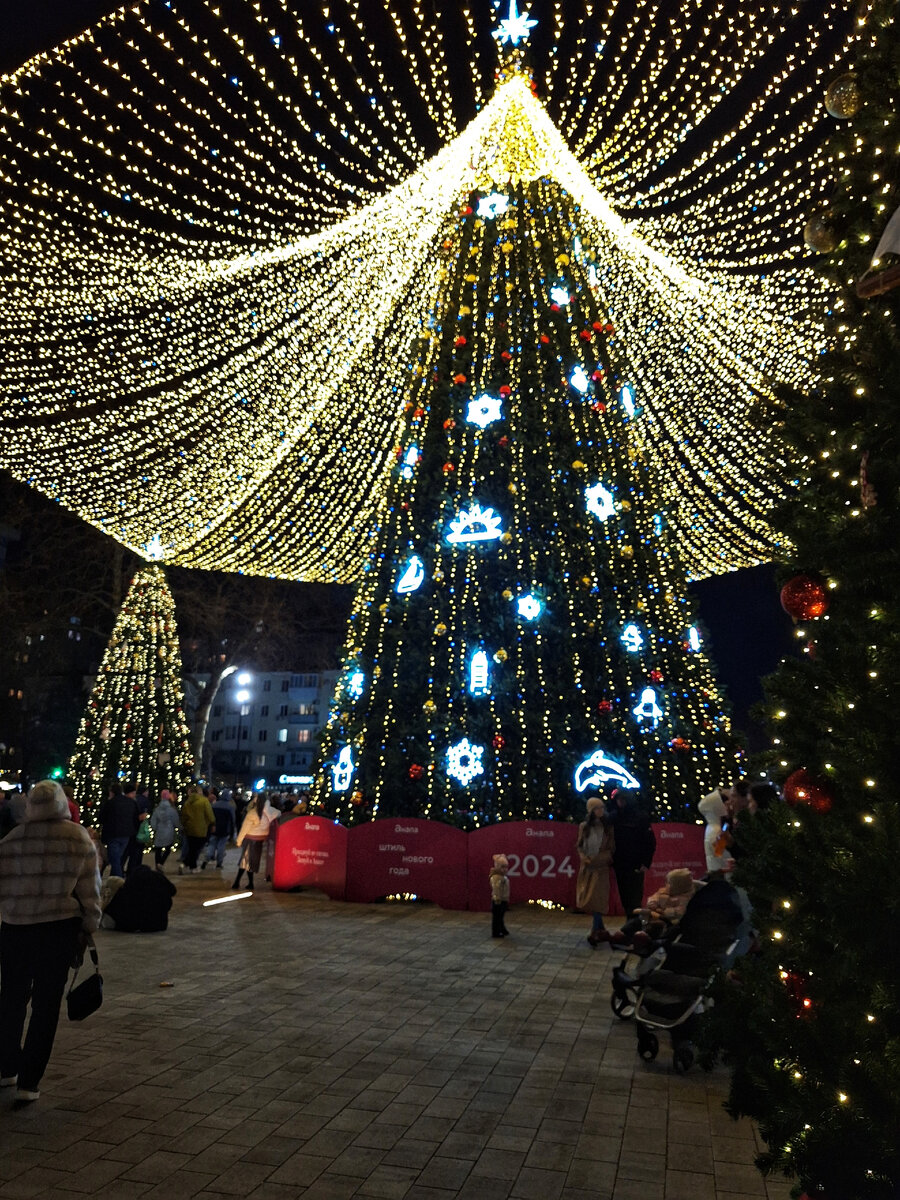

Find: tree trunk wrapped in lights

[706,4,900,1197]
[313,174,739,826]
[70,565,193,816]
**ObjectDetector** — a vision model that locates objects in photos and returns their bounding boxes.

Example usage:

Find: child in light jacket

[489,854,510,939]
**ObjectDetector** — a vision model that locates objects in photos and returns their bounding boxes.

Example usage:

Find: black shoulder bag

[67,941,103,1021]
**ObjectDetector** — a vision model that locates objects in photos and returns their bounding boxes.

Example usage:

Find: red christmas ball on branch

[780,575,828,621]
[492,734,505,750]
[597,699,612,714]
[783,768,833,814]
[408,763,425,780]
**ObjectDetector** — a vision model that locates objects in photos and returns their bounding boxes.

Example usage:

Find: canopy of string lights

[0,1,853,581]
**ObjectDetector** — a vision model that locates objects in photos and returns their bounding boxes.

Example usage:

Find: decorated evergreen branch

[69,566,193,817]
[314,166,739,826]
[710,5,900,1197]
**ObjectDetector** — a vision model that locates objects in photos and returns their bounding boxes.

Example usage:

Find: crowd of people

[0,767,778,1110]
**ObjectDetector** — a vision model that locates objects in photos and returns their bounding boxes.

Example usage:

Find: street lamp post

[233,672,253,788]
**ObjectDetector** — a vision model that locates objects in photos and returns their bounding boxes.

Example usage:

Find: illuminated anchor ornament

[331,745,356,792]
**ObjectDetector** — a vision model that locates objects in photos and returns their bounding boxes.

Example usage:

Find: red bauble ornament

[650,669,663,684]
[454,335,467,347]
[592,321,604,331]
[783,768,833,813]
[540,334,550,344]
[604,323,614,333]
[550,303,560,312]
[501,350,512,361]
[780,575,828,621]
[408,763,425,780]
[453,373,467,385]
[591,369,604,380]
[499,384,512,397]
[492,734,505,750]
[669,737,691,752]
[579,329,592,341]
[442,462,455,474]
[413,406,425,420]
[591,401,606,413]
[597,699,612,714]
[443,418,456,430]
[498,436,509,448]
[461,205,472,215]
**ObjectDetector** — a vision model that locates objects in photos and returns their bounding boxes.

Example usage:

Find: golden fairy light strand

[0,0,852,583]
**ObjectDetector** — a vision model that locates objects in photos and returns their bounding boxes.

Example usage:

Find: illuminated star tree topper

[493,0,538,47]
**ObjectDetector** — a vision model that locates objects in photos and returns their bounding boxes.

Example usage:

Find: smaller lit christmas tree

[70,565,192,813]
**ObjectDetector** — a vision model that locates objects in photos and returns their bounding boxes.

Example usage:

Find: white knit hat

[25,780,71,822]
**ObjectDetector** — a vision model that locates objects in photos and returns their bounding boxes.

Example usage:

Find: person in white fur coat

[698,789,735,875]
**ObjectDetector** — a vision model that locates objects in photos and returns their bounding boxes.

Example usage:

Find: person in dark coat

[98,782,140,878]
[609,789,656,919]
[103,865,176,932]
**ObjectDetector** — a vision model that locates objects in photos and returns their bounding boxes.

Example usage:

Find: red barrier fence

[270,817,707,912]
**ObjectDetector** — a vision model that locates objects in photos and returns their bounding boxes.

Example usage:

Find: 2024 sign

[504,853,575,879]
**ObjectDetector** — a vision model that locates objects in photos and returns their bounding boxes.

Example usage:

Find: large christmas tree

[711,6,900,1197]
[314,58,738,826]
[70,565,193,813]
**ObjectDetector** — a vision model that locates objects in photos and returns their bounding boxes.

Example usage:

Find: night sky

[1,0,797,744]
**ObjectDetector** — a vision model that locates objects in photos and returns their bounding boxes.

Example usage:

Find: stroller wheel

[610,990,636,1020]
[637,1031,659,1062]
[673,1045,694,1074]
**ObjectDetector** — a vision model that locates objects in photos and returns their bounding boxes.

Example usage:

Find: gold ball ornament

[507,483,517,495]
[619,499,632,511]
[501,532,513,544]
[423,700,437,715]
[502,589,513,601]
[556,253,570,266]
[824,74,861,119]
[434,623,448,637]
[803,213,837,254]
[621,545,634,559]
[572,460,585,471]
[493,648,508,663]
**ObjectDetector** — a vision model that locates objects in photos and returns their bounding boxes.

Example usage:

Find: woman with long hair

[232,792,280,891]
[576,796,615,946]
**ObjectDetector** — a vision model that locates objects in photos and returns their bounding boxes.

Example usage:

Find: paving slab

[0,859,783,1198]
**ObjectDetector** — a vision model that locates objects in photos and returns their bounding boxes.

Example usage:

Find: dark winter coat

[610,806,656,871]
[99,793,140,841]
[105,865,176,932]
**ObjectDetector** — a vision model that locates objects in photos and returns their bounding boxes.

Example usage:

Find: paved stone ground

[0,853,796,1200]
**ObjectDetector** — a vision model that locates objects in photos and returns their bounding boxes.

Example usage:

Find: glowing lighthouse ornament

[493,0,537,46]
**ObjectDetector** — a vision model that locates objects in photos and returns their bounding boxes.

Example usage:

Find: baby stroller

[610,942,666,1020]
[631,878,748,1072]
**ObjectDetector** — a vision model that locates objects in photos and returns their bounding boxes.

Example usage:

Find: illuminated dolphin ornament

[574,749,641,793]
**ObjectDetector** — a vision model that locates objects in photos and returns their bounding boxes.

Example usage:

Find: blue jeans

[204,835,229,867]
[106,836,130,878]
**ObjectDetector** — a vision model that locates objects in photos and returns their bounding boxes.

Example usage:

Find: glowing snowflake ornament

[688,626,702,651]
[396,554,426,594]
[493,0,537,46]
[585,483,616,521]
[516,594,542,621]
[467,393,504,429]
[632,687,664,727]
[447,738,485,786]
[621,624,644,653]
[331,746,355,792]
[348,671,365,699]
[446,504,503,545]
[550,285,570,305]
[569,366,589,393]
[476,193,508,219]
